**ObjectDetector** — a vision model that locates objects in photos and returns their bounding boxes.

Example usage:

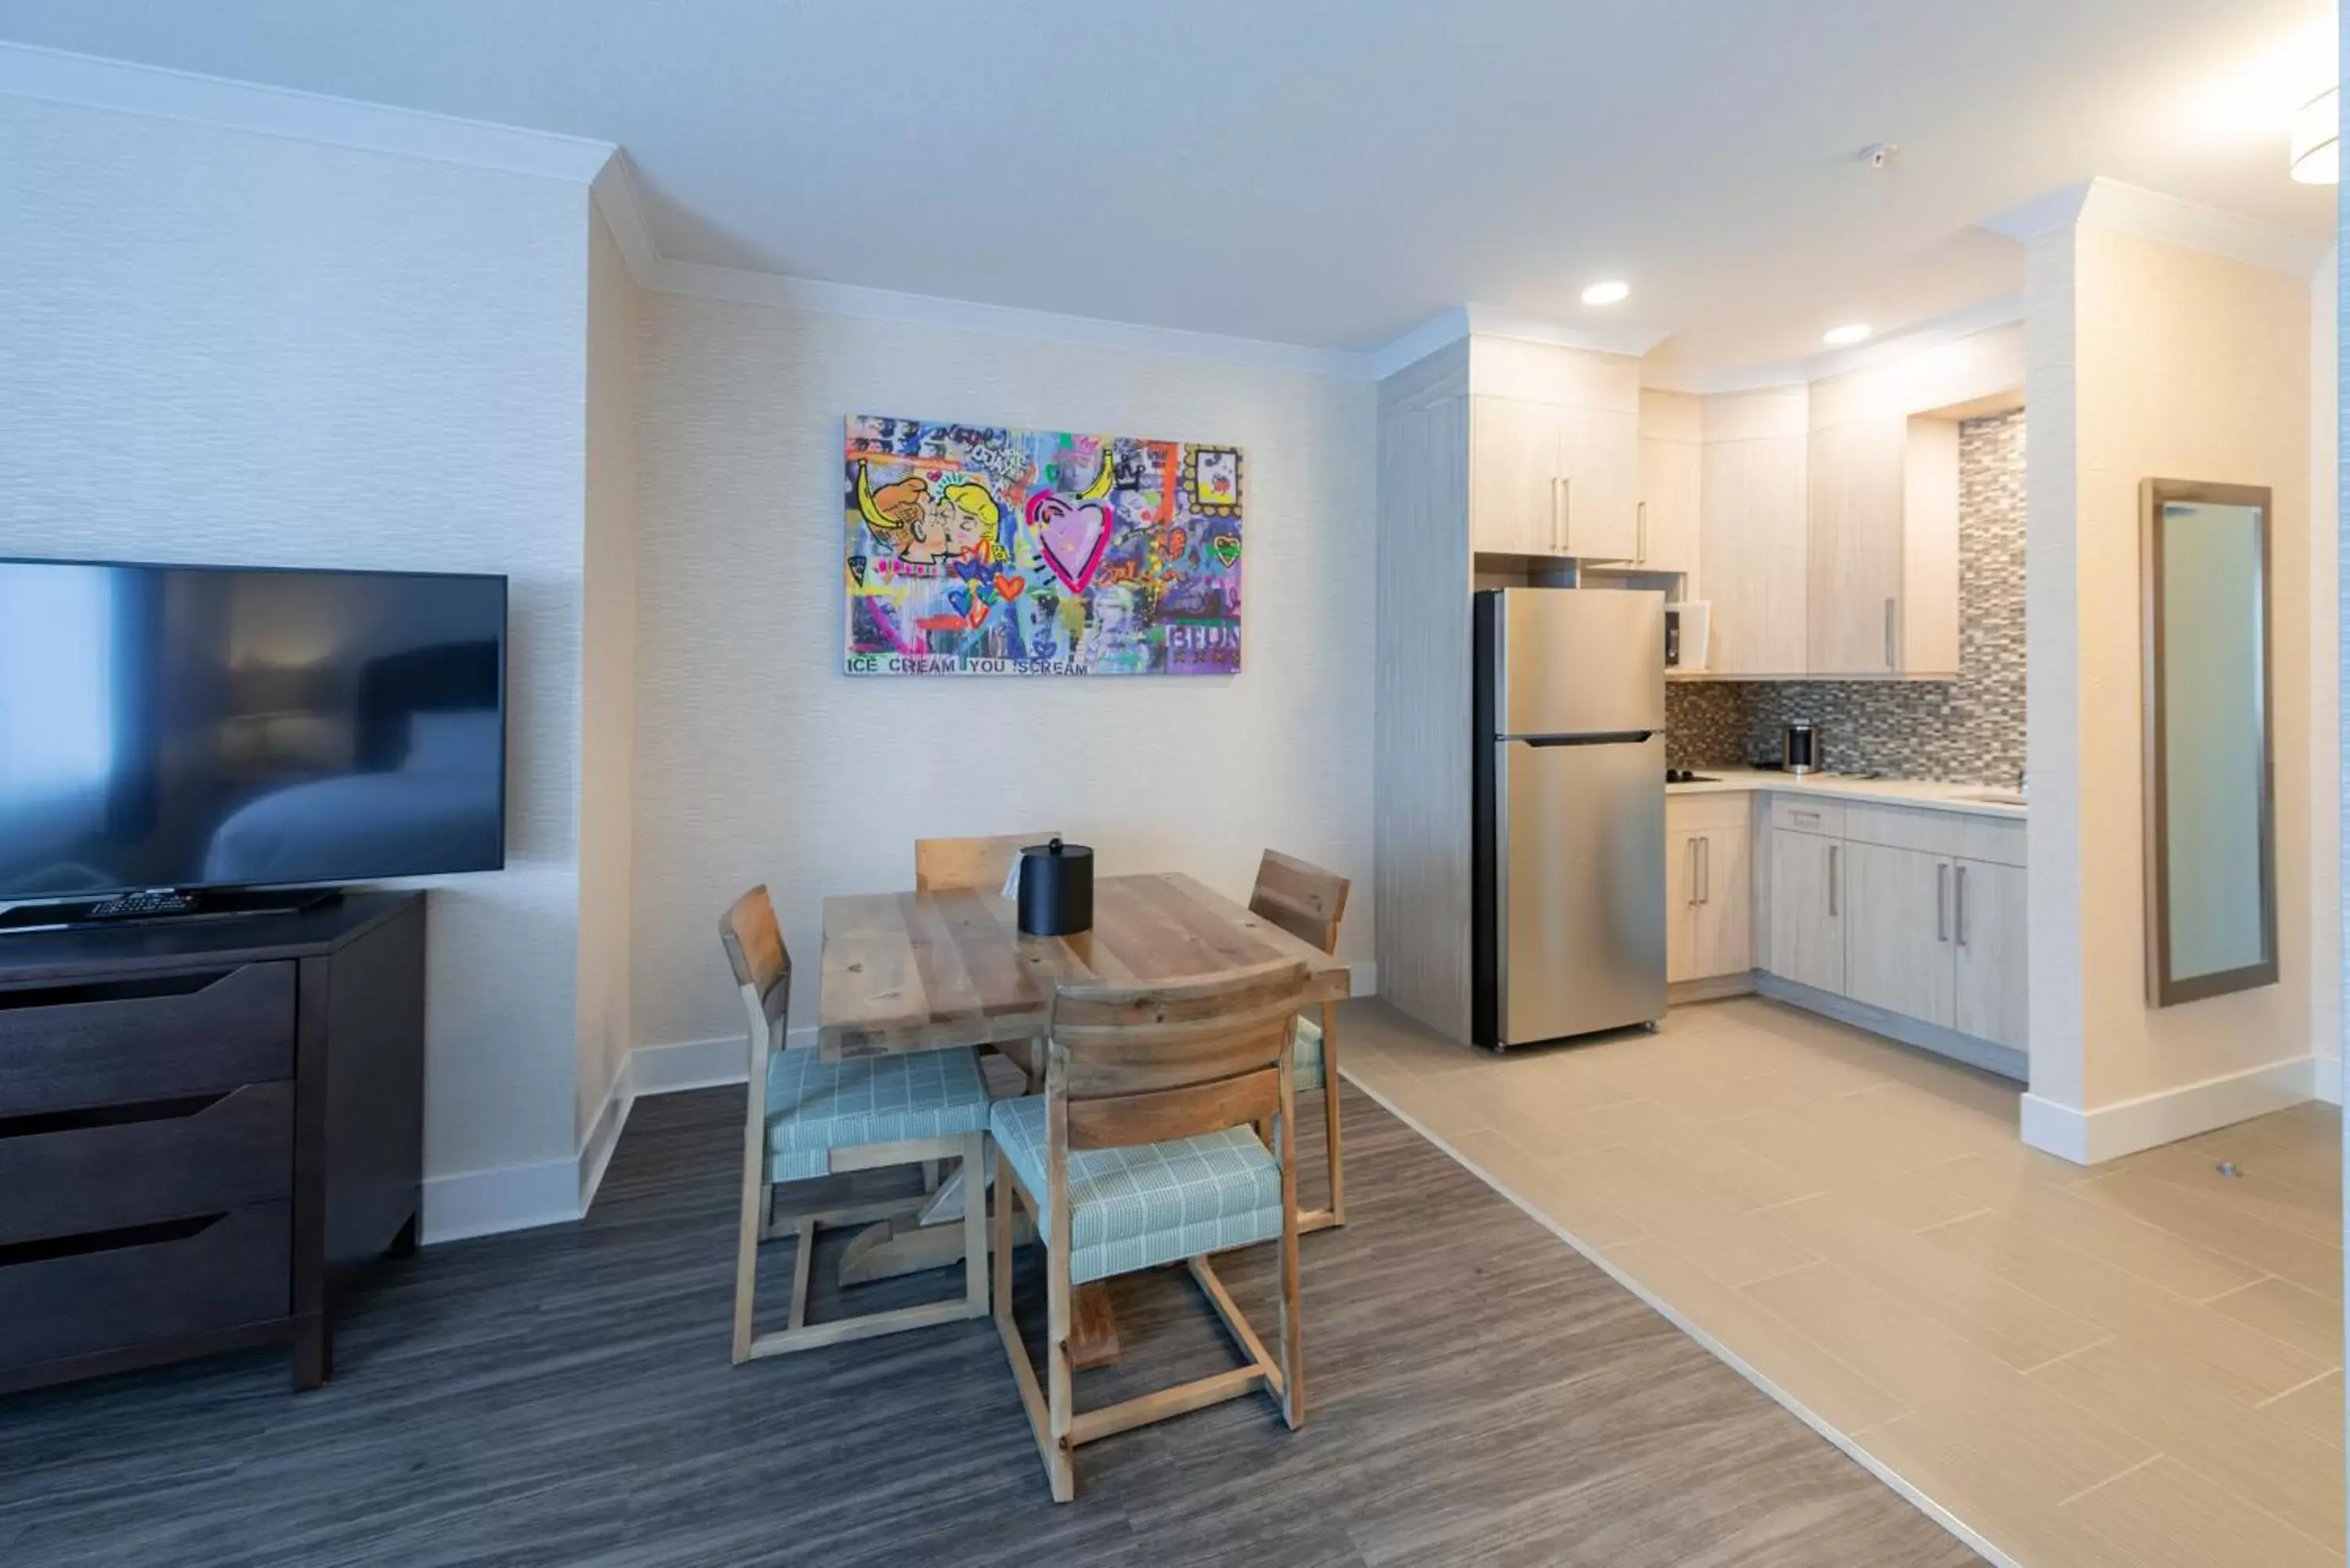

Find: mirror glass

[2143,483,2276,1005]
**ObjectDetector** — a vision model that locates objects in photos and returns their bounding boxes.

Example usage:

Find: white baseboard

[2311,1055,2342,1106]
[576,1034,753,1214]
[424,963,1387,1244]
[2021,1054,2323,1165]
[421,1156,583,1245]
[424,1035,753,1245]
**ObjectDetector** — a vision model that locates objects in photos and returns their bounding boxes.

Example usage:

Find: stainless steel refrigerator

[1472,588,1667,1050]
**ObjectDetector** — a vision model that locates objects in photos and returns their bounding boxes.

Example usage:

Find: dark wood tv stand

[0,892,425,1395]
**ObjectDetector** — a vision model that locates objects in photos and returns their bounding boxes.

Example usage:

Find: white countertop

[1666,767,2028,821]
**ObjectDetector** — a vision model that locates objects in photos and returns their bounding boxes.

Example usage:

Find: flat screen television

[0,558,507,913]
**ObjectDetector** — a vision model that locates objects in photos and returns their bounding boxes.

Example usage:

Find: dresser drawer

[0,963,295,1115]
[0,1201,290,1371]
[0,1082,294,1247]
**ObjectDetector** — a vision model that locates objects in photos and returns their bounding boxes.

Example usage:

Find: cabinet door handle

[1936,862,1949,942]
[1955,865,1969,948]
[1828,844,1839,917]
[1560,475,1573,554]
[1700,835,1711,905]
[1884,598,1896,669]
[1687,839,1699,905]
[1636,500,1648,565]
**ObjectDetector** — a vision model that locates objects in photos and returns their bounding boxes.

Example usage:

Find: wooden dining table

[817,870,1351,1363]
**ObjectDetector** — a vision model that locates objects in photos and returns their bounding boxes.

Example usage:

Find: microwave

[1665,601,1709,672]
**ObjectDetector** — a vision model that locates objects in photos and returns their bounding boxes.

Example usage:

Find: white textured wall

[0,93,589,1191]
[2312,248,2339,1093]
[631,293,1377,1051]
[2032,225,2317,1118]
[2023,226,2086,1111]
[578,204,640,1137]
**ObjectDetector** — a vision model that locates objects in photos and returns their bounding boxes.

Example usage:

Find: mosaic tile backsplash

[1665,410,2026,784]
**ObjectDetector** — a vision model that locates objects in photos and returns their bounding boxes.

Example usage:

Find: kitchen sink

[1953,789,2028,806]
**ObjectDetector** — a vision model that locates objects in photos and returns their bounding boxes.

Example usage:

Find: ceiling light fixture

[1822,323,1872,347]
[1581,280,1631,306]
[2292,86,2339,183]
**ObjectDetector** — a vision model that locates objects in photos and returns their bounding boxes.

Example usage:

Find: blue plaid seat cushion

[990,1096,1282,1284]
[765,1046,991,1183]
[1292,1013,1325,1092]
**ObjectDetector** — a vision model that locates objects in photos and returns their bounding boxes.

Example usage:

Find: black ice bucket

[1017,838,1094,937]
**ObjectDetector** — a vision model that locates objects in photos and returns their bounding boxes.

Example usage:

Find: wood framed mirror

[2140,479,2276,1006]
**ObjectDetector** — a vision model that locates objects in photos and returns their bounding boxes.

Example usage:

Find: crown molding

[1800,291,2026,382]
[0,42,615,182]
[1367,303,1668,381]
[645,258,1375,380]
[588,153,662,284]
[1642,362,1808,396]
[1981,176,2329,276]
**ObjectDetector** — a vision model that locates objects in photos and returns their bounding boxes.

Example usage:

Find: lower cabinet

[1668,815,1752,982]
[1953,858,2028,1050]
[1843,841,1956,1028]
[1761,803,2027,1056]
[1766,826,1844,995]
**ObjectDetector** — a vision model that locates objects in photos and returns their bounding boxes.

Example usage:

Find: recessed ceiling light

[2291,85,2339,183]
[1581,280,1631,306]
[1822,323,1873,347]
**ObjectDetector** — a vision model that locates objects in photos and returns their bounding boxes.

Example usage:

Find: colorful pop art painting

[843,414,1244,676]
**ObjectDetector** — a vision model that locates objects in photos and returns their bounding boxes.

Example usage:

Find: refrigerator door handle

[1519,730,1660,747]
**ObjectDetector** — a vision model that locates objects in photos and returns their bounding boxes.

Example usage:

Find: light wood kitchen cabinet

[1466,394,1639,560]
[1557,403,1640,561]
[1469,395,1561,555]
[1700,433,1809,674]
[1767,826,1843,994]
[1667,796,1752,983]
[1636,431,1701,580]
[1806,415,1960,677]
[1953,858,2028,1049]
[1842,841,1956,1028]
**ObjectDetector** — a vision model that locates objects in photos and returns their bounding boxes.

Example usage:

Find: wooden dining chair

[913,830,1064,894]
[991,957,1311,1502]
[1249,850,1353,1233]
[721,886,993,1361]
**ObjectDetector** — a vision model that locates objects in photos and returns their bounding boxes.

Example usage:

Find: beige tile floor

[1335,994,2345,1568]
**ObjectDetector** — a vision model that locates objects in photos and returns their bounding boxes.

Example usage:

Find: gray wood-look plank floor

[0,1069,1979,1566]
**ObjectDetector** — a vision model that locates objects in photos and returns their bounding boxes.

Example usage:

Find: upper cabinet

[1468,395,1640,560]
[1634,388,1701,580]
[1697,391,1810,676]
[1806,414,1960,677]
[1468,396,1564,556]
[1462,338,1643,562]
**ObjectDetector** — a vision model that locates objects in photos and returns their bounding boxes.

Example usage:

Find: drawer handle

[0,1212,226,1270]
[0,968,242,1013]
[1792,810,1820,826]
[0,1091,232,1143]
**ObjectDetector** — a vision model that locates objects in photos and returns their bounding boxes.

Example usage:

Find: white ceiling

[0,0,2334,380]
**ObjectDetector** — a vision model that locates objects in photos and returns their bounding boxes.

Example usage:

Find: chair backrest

[913,830,1065,893]
[718,886,791,1064]
[1045,958,1311,1152]
[1248,850,1351,956]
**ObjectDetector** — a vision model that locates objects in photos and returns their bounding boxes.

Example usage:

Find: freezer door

[1495,588,1666,738]
[1497,732,1667,1044]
